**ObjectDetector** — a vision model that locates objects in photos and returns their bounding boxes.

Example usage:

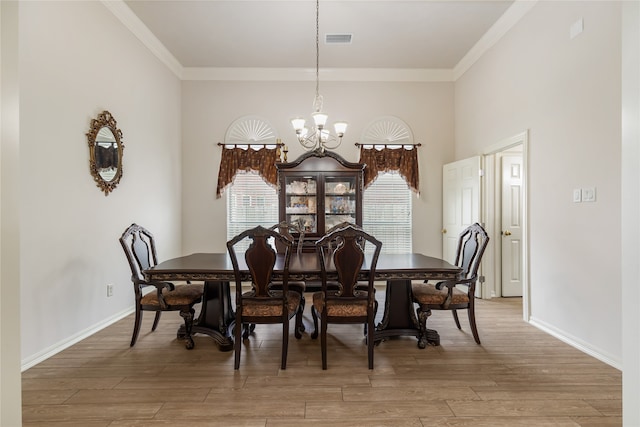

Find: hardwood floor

[22,295,621,426]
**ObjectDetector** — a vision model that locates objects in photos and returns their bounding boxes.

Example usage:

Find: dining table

[143,252,461,351]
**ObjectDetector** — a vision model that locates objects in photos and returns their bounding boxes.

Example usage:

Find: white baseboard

[21,307,134,371]
[529,316,622,370]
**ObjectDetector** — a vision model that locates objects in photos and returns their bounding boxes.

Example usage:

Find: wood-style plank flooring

[22,294,622,426]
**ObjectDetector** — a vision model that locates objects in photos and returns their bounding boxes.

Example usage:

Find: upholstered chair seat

[411,284,470,306]
[312,290,369,317]
[140,284,204,307]
[240,290,301,317]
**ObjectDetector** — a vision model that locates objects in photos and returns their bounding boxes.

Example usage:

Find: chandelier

[291,0,347,152]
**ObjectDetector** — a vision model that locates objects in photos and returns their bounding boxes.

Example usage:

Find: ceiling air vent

[325,33,352,44]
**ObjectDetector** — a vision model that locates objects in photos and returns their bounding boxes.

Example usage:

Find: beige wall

[621,1,640,424]
[181,80,455,258]
[18,1,183,364]
[1,1,22,424]
[455,1,622,364]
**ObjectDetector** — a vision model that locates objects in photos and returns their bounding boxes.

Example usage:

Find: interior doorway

[482,131,529,320]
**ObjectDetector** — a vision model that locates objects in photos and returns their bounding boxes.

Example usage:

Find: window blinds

[226,172,279,251]
[363,172,413,254]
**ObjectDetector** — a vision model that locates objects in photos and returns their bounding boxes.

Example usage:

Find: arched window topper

[358,117,420,194]
[224,115,279,148]
[86,110,124,196]
[359,116,417,148]
[216,115,282,198]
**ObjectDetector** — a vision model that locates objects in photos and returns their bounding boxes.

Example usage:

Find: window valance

[359,146,420,194]
[216,147,279,198]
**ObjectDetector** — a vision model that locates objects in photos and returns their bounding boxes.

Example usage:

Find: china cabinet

[276,150,364,249]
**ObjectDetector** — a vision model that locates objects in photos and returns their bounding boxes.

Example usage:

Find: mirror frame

[86,110,124,195]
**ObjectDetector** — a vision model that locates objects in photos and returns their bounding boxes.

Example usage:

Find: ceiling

[123,0,515,71]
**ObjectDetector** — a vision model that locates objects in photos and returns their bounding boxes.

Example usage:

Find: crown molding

[104,0,535,83]
[182,67,454,82]
[453,0,538,81]
[101,0,184,79]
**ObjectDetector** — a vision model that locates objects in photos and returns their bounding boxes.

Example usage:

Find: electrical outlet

[106,284,114,297]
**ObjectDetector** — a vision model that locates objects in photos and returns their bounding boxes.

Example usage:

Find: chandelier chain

[314,0,322,112]
[292,0,345,151]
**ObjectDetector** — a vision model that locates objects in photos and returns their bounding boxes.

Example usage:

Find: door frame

[482,130,530,321]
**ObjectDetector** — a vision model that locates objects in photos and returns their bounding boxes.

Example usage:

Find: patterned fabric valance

[359,146,420,194]
[216,147,279,198]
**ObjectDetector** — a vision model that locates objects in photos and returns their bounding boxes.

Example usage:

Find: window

[363,172,412,254]
[227,170,412,254]
[226,172,279,251]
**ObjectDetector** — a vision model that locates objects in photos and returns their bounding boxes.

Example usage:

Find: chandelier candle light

[291,0,347,152]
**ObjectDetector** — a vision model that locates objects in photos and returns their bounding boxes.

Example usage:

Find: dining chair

[412,222,489,346]
[269,220,305,255]
[304,221,361,293]
[119,223,204,349]
[227,225,303,370]
[311,224,382,369]
[268,222,307,335]
[325,221,363,250]
[327,222,371,294]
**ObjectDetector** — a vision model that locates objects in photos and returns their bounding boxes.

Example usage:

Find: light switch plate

[582,187,596,202]
[570,18,584,39]
[573,189,582,203]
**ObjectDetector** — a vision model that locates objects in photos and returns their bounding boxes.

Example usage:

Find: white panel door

[501,154,523,297]
[442,157,481,264]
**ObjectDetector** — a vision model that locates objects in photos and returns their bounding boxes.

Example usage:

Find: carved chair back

[227,225,293,301]
[316,224,381,299]
[270,221,305,255]
[325,221,364,252]
[455,223,490,282]
[120,223,158,286]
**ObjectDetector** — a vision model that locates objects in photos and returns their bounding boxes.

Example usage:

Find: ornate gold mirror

[86,110,124,195]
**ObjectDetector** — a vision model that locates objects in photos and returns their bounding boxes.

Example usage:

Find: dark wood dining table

[144,252,461,351]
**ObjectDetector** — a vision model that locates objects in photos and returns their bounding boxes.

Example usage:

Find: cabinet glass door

[324,175,358,232]
[284,175,317,233]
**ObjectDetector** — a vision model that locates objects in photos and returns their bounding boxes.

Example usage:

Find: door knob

[442,229,447,234]
[504,230,512,236]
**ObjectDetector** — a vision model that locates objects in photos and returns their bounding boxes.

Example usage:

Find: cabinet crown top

[277,149,365,171]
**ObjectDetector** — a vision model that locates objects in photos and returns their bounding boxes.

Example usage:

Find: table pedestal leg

[177,280,234,351]
[374,279,440,347]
